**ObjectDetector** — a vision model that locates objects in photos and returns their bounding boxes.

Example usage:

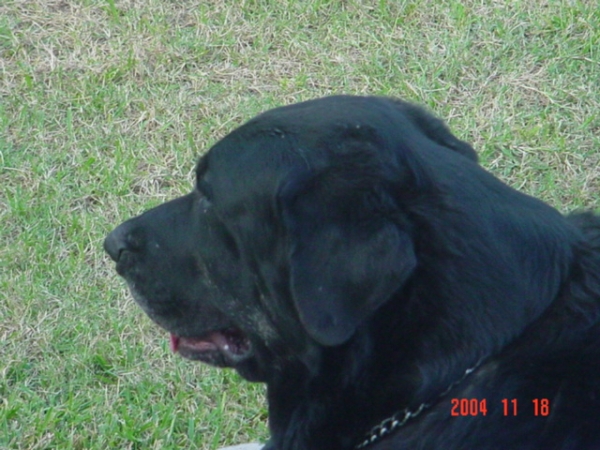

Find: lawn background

[1,0,599,448]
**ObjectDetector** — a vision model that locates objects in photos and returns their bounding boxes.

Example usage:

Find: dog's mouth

[169,328,252,367]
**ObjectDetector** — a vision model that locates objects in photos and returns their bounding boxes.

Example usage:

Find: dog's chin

[125,288,267,380]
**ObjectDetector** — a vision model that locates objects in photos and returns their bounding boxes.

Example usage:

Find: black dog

[104,96,600,449]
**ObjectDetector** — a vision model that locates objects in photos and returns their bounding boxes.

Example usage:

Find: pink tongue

[169,333,223,353]
[170,334,180,353]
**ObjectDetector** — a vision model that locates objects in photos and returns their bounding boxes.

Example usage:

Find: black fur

[104,96,600,449]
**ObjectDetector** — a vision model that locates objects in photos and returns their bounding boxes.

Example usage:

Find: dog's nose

[104,221,145,262]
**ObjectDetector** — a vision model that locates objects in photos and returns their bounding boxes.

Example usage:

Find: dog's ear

[279,169,417,346]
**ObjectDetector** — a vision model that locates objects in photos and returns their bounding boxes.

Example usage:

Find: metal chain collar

[355,361,482,449]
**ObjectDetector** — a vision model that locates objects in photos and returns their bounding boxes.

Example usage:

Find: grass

[1,0,599,448]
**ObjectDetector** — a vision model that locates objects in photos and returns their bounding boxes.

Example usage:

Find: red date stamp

[450,399,550,417]
[451,398,488,416]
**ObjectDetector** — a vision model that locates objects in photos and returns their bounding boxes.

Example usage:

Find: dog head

[105,96,575,386]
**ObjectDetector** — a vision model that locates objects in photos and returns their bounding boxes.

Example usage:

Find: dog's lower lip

[170,334,180,353]
[169,330,252,365]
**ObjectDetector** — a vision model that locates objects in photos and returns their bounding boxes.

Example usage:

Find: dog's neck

[265,345,484,450]
[355,360,482,449]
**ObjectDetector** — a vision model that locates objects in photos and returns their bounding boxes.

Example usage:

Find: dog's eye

[198,195,211,212]
[196,179,213,200]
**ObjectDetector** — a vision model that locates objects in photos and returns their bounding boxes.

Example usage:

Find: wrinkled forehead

[195,127,305,210]
[194,96,415,207]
